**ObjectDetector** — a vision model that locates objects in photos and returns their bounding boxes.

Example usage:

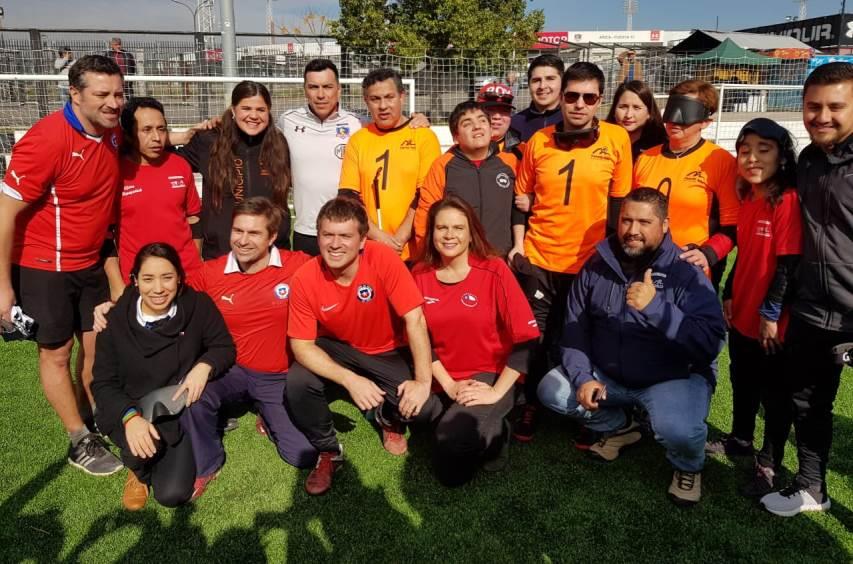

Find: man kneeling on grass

[537,188,726,506]
[285,197,437,495]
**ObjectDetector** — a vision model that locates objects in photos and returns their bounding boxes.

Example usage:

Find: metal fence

[0,28,815,160]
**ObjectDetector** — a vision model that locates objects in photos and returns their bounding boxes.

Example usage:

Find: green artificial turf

[0,339,851,563]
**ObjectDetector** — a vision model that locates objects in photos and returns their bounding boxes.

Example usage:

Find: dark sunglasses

[563,91,601,105]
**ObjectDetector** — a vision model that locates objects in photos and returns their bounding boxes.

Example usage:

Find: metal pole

[220,0,238,106]
[839,0,847,55]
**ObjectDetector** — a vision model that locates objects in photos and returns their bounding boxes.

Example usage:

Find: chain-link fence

[0,28,814,163]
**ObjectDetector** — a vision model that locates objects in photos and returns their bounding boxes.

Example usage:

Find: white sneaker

[760,485,830,517]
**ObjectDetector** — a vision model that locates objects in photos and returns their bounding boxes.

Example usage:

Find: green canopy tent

[690,38,779,84]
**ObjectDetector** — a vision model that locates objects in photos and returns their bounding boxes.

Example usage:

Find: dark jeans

[184,365,318,476]
[285,338,439,452]
[422,373,514,487]
[293,232,320,256]
[784,316,852,491]
[511,255,575,404]
[109,412,195,507]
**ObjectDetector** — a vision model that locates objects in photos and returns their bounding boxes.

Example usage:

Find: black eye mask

[662,95,711,125]
[138,385,187,423]
[553,120,600,150]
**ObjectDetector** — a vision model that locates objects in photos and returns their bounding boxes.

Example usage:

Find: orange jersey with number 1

[516,121,632,274]
[339,121,441,260]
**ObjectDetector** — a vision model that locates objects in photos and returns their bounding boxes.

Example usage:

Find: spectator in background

[105,37,136,98]
[54,47,74,100]
[510,54,565,143]
[605,80,666,162]
[505,70,521,98]
[476,81,522,155]
[617,50,643,83]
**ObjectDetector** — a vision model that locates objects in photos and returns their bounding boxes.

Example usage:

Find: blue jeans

[538,367,712,472]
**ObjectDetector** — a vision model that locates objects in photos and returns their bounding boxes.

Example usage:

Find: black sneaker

[739,463,777,499]
[512,404,538,442]
[67,433,123,476]
[483,419,510,473]
[223,417,240,433]
[574,426,603,451]
[705,434,753,457]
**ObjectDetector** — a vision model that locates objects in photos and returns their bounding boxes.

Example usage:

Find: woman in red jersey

[413,195,539,486]
[706,119,802,500]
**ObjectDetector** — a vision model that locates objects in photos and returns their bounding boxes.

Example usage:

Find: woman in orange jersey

[605,80,667,162]
[413,196,539,486]
[633,80,739,288]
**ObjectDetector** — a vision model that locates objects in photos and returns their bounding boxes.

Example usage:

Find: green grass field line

[1,341,851,563]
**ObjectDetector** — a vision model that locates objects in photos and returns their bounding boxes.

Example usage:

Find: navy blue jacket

[561,232,725,389]
[509,105,563,142]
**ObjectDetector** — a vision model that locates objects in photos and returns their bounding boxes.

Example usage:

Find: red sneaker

[191,470,220,501]
[256,415,268,438]
[305,449,343,496]
[380,422,408,456]
[512,404,538,443]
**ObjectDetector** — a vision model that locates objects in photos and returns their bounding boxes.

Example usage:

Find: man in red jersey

[109,97,203,291]
[286,197,436,495]
[182,197,318,499]
[0,55,125,476]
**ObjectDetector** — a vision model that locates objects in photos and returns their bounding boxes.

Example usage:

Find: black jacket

[92,286,235,442]
[176,129,291,259]
[794,135,853,332]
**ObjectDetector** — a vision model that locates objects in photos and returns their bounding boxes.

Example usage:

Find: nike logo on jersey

[321,303,339,312]
[9,170,25,186]
[220,294,235,304]
[71,149,85,161]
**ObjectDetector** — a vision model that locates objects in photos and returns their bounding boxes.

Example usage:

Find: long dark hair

[130,242,186,295]
[208,81,290,213]
[735,133,798,208]
[418,195,497,268]
[605,80,666,148]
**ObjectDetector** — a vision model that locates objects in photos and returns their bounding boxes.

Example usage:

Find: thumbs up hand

[626,268,657,311]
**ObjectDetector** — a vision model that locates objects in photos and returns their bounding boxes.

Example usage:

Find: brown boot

[122,472,149,511]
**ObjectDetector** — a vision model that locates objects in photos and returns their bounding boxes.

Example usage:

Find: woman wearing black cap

[706,119,802,499]
[91,243,235,510]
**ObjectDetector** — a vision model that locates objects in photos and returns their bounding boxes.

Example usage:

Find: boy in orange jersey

[509,62,633,441]
[414,101,522,255]
[339,68,441,261]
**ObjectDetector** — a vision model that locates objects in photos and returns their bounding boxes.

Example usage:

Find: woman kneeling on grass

[706,119,803,500]
[91,243,235,510]
[412,196,539,486]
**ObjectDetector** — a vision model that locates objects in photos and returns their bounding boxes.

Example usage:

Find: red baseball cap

[477,82,515,110]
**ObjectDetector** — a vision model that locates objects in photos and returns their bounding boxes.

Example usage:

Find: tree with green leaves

[331,0,544,58]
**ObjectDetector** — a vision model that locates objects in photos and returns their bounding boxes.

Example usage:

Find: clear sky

[0,0,846,33]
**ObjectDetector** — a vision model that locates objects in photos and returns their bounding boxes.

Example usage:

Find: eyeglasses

[562,91,601,105]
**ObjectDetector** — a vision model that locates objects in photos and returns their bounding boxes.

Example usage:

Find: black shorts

[12,264,109,345]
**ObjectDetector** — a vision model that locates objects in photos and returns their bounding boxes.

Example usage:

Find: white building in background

[534,30,693,48]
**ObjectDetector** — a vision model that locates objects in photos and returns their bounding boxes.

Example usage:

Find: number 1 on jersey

[375,150,390,191]
[560,160,575,205]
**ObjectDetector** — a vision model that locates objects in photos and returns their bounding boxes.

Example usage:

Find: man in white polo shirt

[278,59,363,255]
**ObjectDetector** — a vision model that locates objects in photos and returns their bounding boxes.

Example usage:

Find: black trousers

[421,373,514,487]
[293,232,320,256]
[728,327,792,470]
[783,316,852,490]
[511,255,575,404]
[108,413,196,508]
[285,338,438,452]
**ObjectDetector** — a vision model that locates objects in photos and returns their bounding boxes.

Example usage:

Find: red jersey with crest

[413,256,539,380]
[730,189,802,340]
[118,153,202,283]
[190,248,311,373]
[288,241,424,354]
[1,108,122,271]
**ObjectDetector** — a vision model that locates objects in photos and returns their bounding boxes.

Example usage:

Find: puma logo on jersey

[321,303,339,312]
[400,139,416,150]
[220,294,235,304]
[9,170,25,186]
[71,149,85,161]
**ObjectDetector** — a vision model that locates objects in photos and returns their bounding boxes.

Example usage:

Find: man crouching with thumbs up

[537,188,726,506]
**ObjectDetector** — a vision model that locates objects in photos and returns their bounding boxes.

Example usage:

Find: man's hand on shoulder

[408,113,431,129]
[626,268,656,311]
